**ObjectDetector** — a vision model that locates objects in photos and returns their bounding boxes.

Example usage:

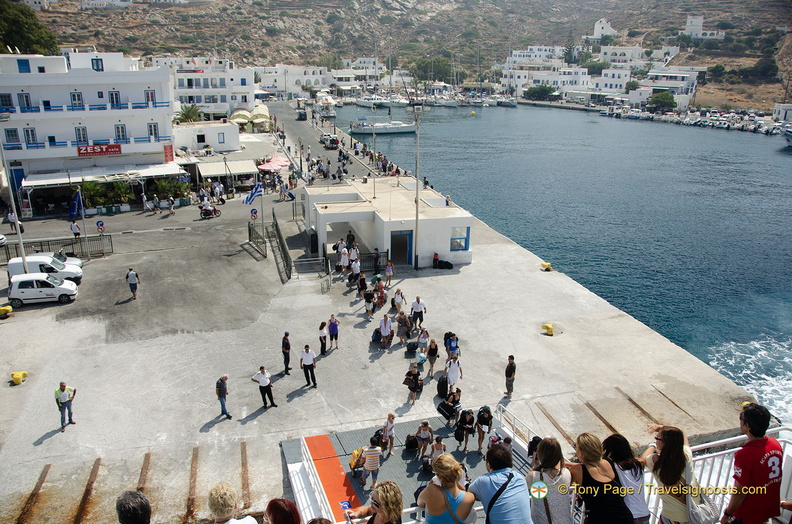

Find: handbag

[403,376,412,386]
[683,461,719,524]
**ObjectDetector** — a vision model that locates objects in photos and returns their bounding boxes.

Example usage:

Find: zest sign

[77,144,122,156]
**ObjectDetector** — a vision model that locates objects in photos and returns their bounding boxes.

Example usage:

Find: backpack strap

[485,472,514,524]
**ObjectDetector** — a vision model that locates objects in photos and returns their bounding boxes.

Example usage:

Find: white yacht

[355,95,386,108]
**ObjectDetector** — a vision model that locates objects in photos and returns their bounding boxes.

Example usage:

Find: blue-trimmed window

[17,59,31,73]
[91,58,104,72]
[5,128,20,142]
[450,226,470,251]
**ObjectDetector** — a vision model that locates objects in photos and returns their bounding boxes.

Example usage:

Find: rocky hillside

[36,0,792,104]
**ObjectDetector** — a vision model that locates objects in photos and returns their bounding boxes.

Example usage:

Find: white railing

[293,438,336,522]
[494,404,540,460]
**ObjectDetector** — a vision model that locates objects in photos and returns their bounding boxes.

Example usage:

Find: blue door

[390,230,412,265]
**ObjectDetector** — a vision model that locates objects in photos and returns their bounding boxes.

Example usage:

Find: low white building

[641,68,698,96]
[680,16,725,40]
[773,103,792,122]
[583,18,618,44]
[342,57,385,76]
[172,121,239,153]
[530,67,591,92]
[256,65,331,98]
[21,0,51,10]
[0,51,180,217]
[592,68,632,92]
[80,0,131,9]
[303,178,475,268]
[507,47,568,62]
[499,59,563,97]
[600,46,681,70]
[151,56,255,121]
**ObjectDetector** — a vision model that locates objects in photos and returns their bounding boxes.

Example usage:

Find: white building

[507,47,568,62]
[256,65,331,98]
[600,46,681,70]
[583,18,618,44]
[342,57,385,76]
[592,68,632,92]
[172,121,239,153]
[680,16,725,40]
[772,103,792,122]
[151,56,255,121]
[641,68,698,95]
[21,0,51,10]
[499,59,563,97]
[530,67,591,92]
[303,178,475,268]
[0,52,181,217]
[80,0,131,9]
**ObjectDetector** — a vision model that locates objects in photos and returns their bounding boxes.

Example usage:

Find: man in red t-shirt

[721,403,783,524]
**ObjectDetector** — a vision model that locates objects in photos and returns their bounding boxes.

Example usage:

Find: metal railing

[297,438,336,522]
[246,222,268,258]
[0,234,113,265]
[271,208,293,280]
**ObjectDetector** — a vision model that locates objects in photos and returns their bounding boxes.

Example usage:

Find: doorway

[390,230,412,265]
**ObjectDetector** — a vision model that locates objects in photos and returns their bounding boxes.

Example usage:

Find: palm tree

[254,71,261,84]
[177,104,203,123]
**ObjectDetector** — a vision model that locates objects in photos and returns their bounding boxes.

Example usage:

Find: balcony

[68,105,86,111]
[154,135,171,142]
[0,106,17,113]
[89,104,108,111]
[0,101,170,115]
[134,136,152,143]
[114,138,130,144]
[44,105,64,112]
[26,142,46,149]
[111,102,130,110]
[2,142,23,150]
[49,140,68,148]
[20,106,41,113]
[1,136,167,159]
[71,140,89,147]
[93,139,111,145]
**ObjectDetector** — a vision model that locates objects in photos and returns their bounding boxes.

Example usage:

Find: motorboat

[355,95,386,108]
[349,119,416,134]
[382,95,409,108]
[315,93,337,118]
[496,97,518,107]
[783,126,792,147]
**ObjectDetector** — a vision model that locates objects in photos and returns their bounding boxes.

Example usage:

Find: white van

[8,273,78,308]
[6,255,83,285]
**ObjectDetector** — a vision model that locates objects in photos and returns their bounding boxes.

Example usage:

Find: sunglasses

[371,499,381,508]
[654,436,664,442]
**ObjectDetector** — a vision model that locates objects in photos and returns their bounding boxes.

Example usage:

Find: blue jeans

[218,395,230,417]
[59,400,73,428]
[361,468,379,482]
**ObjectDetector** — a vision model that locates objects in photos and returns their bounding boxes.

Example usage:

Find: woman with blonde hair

[381,413,396,456]
[344,480,403,524]
[525,437,573,524]
[417,453,476,524]
[567,433,632,523]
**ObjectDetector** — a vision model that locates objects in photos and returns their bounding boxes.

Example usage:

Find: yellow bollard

[0,305,12,316]
[541,324,554,336]
[541,262,552,271]
[11,371,28,385]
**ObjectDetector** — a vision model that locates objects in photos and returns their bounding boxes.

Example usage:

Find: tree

[649,92,676,110]
[644,49,654,58]
[253,71,261,84]
[752,57,778,78]
[177,104,203,123]
[625,80,640,92]
[563,44,577,64]
[600,34,615,46]
[582,60,611,76]
[707,64,726,80]
[0,0,59,55]
[523,85,555,100]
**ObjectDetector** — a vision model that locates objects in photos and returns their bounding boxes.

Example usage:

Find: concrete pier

[0,107,751,521]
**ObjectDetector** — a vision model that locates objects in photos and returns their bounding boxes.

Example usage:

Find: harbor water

[336,103,792,422]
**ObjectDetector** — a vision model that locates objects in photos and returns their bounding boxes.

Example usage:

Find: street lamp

[405,104,429,270]
[0,112,28,273]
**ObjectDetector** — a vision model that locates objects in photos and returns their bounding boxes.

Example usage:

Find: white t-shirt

[251,371,271,387]
[301,350,316,365]
[379,318,392,334]
[351,260,360,274]
[411,300,426,312]
[229,517,257,524]
[126,271,139,284]
[70,223,80,233]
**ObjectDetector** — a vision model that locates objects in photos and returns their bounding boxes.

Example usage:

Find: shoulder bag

[683,460,719,524]
[441,487,477,524]
[485,472,514,524]
[539,471,554,524]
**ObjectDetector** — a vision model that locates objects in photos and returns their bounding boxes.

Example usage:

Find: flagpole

[79,176,91,261]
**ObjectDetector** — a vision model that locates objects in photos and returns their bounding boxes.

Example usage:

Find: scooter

[199,207,222,219]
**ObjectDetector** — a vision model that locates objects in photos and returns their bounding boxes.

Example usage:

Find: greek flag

[243,182,263,205]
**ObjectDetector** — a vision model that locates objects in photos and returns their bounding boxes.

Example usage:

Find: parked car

[0,234,5,246]
[6,255,83,285]
[37,251,84,268]
[8,273,78,308]
[297,110,308,121]
[319,132,332,144]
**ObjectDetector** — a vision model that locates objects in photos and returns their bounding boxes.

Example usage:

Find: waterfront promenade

[0,106,753,522]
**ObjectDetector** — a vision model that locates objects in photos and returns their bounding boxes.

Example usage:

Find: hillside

[31,0,792,108]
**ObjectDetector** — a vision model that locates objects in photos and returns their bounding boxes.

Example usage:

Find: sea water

[336,104,792,422]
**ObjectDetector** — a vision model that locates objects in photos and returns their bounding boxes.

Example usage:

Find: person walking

[414,420,434,457]
[70,220,81,238]
[382,413,396,456]
[426,339,440,376]
[410,296,427,329]
[281,332,292,375]
[55,381,76,433]
[360,436,382,489]
[392,288,405,314]
[318,321,328,355]
[152,194,162,214]
[7,211,17,232]
[444,355,462,389]
[373,248,381,276]
[125,267,140,300]
[384,260,395,287]
[251,366,277,409]
[405,363,422,405]
[504,355,516,398]
[300,345,317,387]
[167,195,175,214]
[215,375,232,420]
[379,314,393,349]
[141,193,149,212]
[328,314,340,350]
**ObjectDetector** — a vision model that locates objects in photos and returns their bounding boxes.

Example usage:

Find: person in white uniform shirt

[250,366,277,408]
[300,345,318,388]
[379,314,393,349]
[410,296,427,328]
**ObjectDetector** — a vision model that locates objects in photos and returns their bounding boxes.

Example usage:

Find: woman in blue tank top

[417,453,476,524]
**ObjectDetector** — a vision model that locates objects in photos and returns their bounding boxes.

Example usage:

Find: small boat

[783,127,792,147]
[349,119,416,135]
[496,97,518,107]
[356,95,386,108]
[315,92,337,118]
[382,95,409,108]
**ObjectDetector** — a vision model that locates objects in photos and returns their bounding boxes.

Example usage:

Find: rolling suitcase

[437,401,455,421]
[436,376,448,398]
[405,434,419,450]
[349,447,366,476]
